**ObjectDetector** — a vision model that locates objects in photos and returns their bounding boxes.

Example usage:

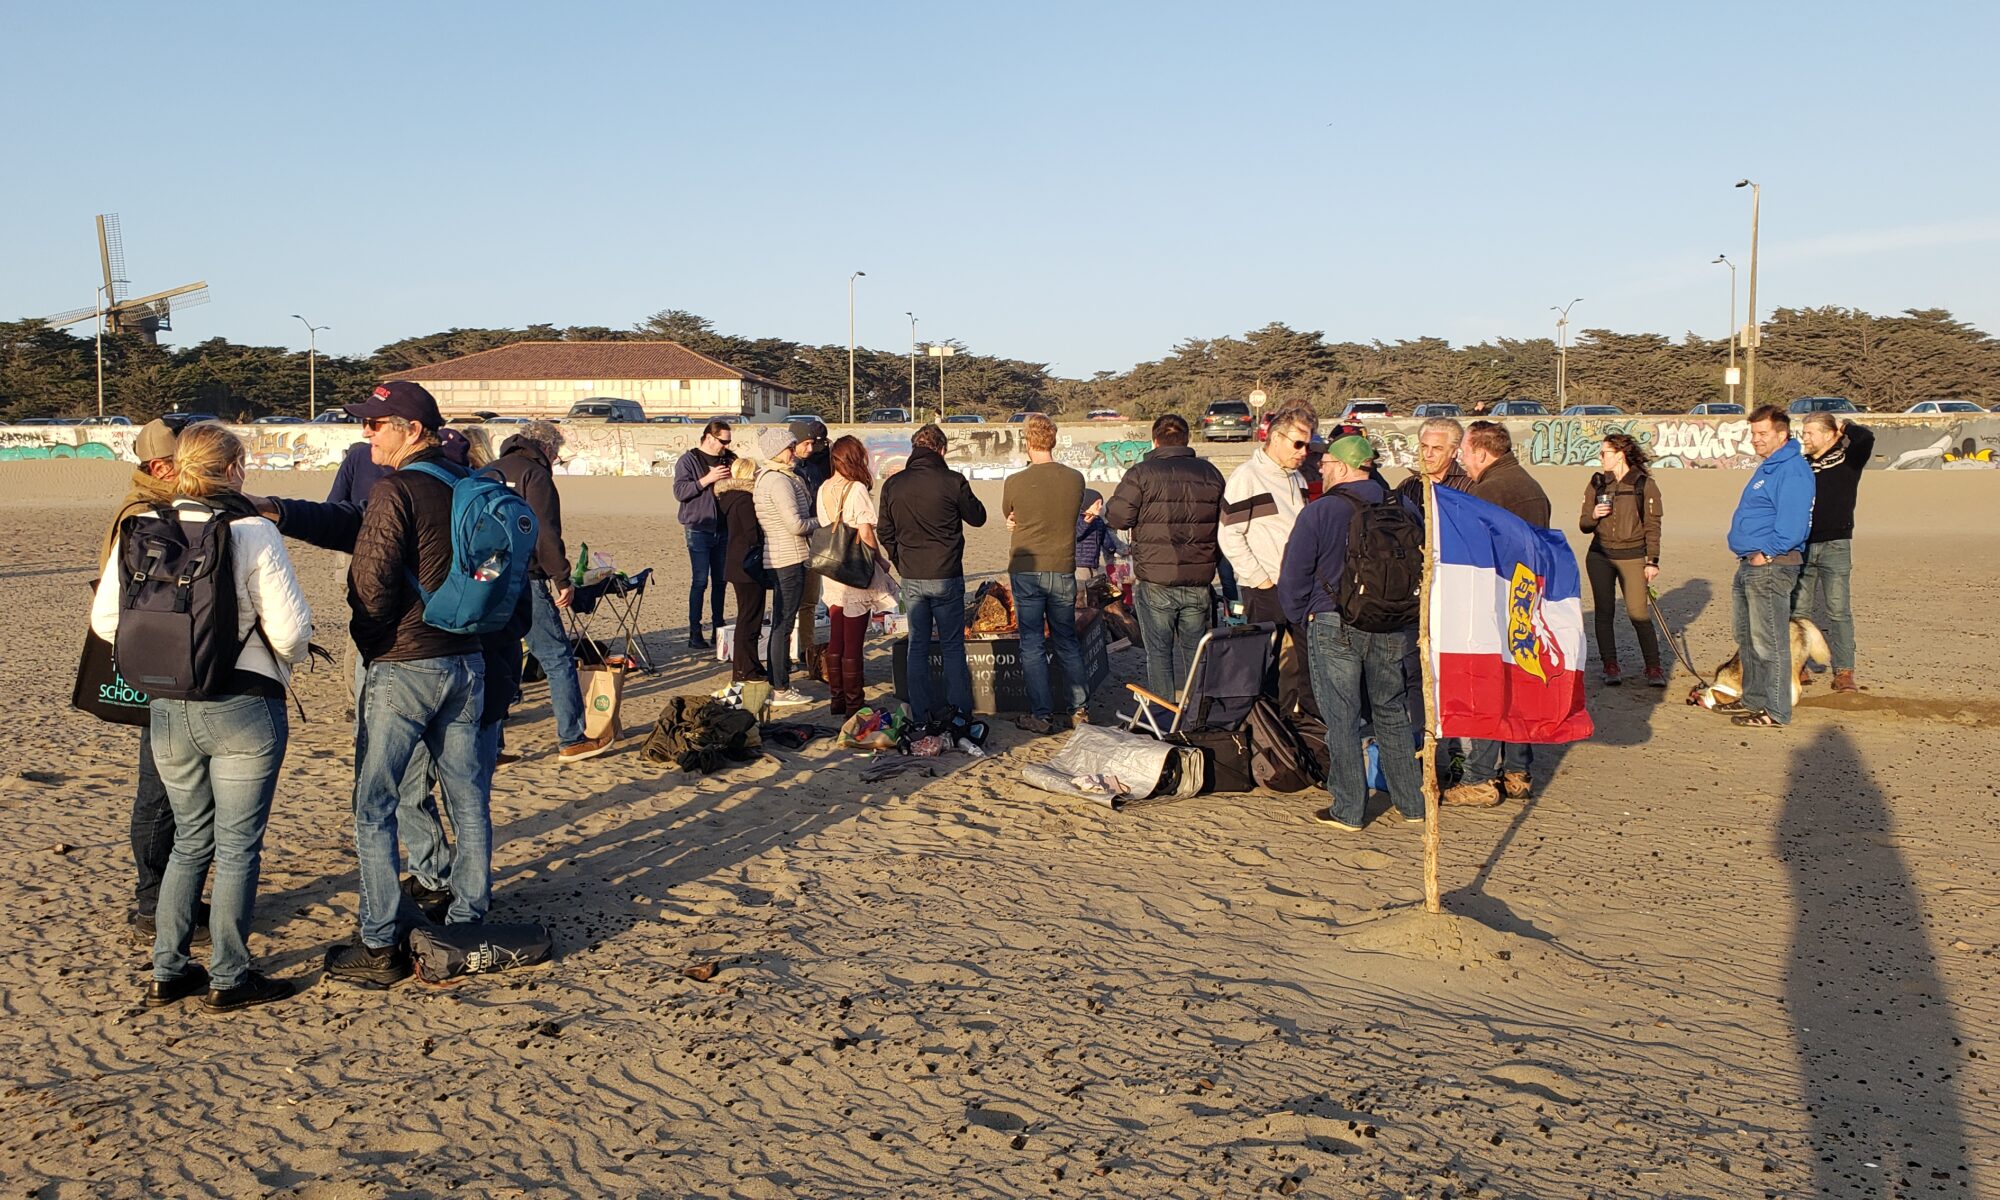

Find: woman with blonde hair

[91,423,314,1013]
[816,435,898,714]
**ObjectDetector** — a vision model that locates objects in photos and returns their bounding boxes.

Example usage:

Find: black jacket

[878,449,987,581]
[487,435,569,581]
[1468,452,1551,529]
[1807,422,1873,543]
[347,448,480,664]
[1104,445,1226,586]
[716,478,766,587]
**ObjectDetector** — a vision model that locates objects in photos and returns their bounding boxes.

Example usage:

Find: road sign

[1248,388,1267,409]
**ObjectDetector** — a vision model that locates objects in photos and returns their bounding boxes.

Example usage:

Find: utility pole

[906,311,918,414]
[293,314,329,419]
[1713,255,1738,406]
[1736,180,1761,406]
[847,271,866,424]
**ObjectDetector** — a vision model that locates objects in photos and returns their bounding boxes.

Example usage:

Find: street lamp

[847,271,866,424]
[1550,298,1582,409]
[95,285,107,418]
[906,311,918,414]
[1735,179,1761,406]
[1712,255,1738,406]
[927,343,956,415]
[293,314,329,420]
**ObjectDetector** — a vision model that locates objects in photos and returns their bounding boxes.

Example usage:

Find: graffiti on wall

[1874,419,2000,469]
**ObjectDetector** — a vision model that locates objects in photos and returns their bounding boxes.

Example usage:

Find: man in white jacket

[1219,405,1318,719]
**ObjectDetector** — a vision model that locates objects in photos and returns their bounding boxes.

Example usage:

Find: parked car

[483,416,529,425]
[1411,403,1462,418]
[1788,396,1859,416]
[1338,399,1392,421]
[78,415,134,426]
[647,414,691,424]
[1688,402,1745,415]
[1560,404,1624,416]
[310,410,358,424]
[1488,400,1548,417]
[941,413,986,423]
[15,416,72,425]
[1200,400,1255,441]
[566,397,647,423]
[1904,399,1985,414]
[863,407,912,423]
[161,412,224,429]
[253,415,306,424]
[1086,408,1123,421]
[1007,411,1034,423]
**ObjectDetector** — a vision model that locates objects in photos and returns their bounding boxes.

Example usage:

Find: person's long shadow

[1780,727,1974,1193]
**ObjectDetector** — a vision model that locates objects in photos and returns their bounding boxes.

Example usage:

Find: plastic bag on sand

[1019,724,1204,810]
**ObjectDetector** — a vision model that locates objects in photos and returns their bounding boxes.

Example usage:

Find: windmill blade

[97,213,129,302]
[42,306,102,328]
[115,281,208,311]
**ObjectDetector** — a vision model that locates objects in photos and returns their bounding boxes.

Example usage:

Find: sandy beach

[3,458,1996,1198]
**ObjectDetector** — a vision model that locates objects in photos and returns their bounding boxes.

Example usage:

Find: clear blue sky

[6,2,1996,377]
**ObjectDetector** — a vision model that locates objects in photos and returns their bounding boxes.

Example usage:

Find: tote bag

[806,480,876,590]
[72,630,153,726]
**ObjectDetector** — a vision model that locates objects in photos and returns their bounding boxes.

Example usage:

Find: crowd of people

[93,387,1871,1010]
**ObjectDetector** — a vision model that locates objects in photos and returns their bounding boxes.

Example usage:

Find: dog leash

[1646,585,1715,693]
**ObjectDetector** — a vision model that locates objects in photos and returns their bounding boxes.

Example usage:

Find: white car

[1338,399,1392,420]
[1904,399,1985,414]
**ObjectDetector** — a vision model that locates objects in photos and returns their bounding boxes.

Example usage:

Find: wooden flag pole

[1419,477,1443,915]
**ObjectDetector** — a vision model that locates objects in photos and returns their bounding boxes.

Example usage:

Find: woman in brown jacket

[1580,432,1664,686]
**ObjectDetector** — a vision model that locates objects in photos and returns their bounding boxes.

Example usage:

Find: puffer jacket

[1580,470,1663,563]
[716,477,766,586]
[1468,452,1551,529]
[348,447,479,664]
[1103,445,1226,586]
[486,435,569,581]
[753,462,817,569]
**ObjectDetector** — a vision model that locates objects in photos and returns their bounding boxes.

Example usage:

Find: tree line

[3,304,1995,424]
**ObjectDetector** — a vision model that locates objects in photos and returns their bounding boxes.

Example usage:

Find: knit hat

[1079,487,1103,514]
[788,417,828,444]
[1327,434,1376,469]
[755,425,797,459]
[132,419,179,464]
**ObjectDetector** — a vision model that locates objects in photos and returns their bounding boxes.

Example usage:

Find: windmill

[42,214,209,344]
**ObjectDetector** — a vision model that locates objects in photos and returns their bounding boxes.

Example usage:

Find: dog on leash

[1687,618,1831,711]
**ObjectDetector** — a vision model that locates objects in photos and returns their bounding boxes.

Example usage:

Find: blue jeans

[132,722,182,916]
[149,692,288,990]
[1793,539,1854,672]
[352,652,450,892]
[685,526,727,635]
[766,564,806,689]
[526,578,587,746]
[1734,558,1803,722]
[1134,581,1212,700]
[354,656,492,948]
[1012,571,1087,720]
[1306,613,1424,826]
[1463,737,1532,787]
[901,576,973,723]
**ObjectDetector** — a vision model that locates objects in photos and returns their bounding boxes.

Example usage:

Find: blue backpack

[401,461,538,635]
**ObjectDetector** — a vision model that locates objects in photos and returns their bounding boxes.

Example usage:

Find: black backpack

[113,500,250,701]
[1245,696,1322,793]
[1330,484,1423,633]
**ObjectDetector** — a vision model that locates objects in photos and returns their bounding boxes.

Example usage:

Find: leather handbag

[806,480,876,589]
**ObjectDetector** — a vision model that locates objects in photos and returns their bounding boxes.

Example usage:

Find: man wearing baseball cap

[1278,434,1427,832]
[323,381,495,987]
[101,419,208,942]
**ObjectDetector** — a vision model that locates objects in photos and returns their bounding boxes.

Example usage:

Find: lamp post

[847,271,866,424]
[1735,179,1761,406]
[292,314,329,420]
[1712,255,1738,406]
[906,311,918,414]
[927,343,956,415]
[95,285,106,419]
[1550,298,1582,408]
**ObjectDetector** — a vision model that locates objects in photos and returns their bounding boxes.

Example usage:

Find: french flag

[1427,485,1593,743]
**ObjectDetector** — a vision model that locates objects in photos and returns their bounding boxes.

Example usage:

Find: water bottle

[473,553,505,582]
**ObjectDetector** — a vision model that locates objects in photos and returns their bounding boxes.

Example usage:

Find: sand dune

[2,459,1995,1197]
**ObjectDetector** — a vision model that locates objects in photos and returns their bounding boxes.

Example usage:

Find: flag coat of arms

[1426,485,1593,743]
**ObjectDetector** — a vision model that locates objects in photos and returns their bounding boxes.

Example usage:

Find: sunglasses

[714,436,732,446]
[362,417,396,432]
[1286,437,1311,450]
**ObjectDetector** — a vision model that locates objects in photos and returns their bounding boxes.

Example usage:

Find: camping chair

[565,568,658,674]
[1117,621,1277,739]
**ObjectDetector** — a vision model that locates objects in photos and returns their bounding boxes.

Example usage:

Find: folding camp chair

[1117,621,1277,738]
[566,568,658,674]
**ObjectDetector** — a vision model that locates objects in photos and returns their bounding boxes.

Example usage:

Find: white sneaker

[769,688,811,707]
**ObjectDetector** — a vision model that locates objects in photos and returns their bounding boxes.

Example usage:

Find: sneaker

[133,901,212,947]
[558,732,615,764]
[1313,809,1365,832]
[1601,662,1623,687]
[144,963,210,1008]
[203,971,296,1014]
[1402,811,1428,825]
[400,875,452,924]
[769,688,812,707]
[1644,666,1667,688]
[323,941,412,989]
[1442,781,1501,808]
[1014,714,1056,734]
[1502,771,1532,800]
[1070,709,1091,729]
[1832,669,1859,693]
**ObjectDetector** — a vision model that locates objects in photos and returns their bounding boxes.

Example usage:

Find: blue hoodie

[1727,437,1815,558]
